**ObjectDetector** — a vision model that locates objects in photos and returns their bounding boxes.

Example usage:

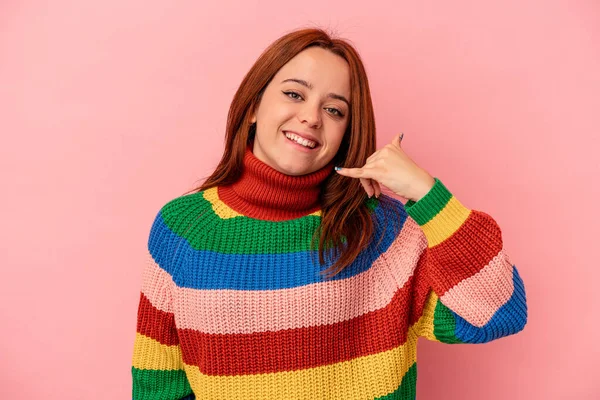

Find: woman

[131,27,527,400]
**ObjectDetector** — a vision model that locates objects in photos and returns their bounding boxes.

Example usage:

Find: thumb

[393,132,404,148]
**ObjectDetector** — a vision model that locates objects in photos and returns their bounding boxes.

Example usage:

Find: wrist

[409,174,435,202]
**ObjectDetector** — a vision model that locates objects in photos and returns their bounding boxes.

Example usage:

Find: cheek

[325,126,347,150]
[257,109,294,134]
[259,96,294,120]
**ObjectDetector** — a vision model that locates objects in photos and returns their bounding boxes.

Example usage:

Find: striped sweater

[131,146,528,400]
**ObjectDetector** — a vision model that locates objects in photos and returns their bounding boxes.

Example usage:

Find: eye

[326,108,344,117]
[283,91,345,118]
[283,91,303,100]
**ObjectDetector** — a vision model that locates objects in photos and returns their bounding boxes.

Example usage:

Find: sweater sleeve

[405,178,528,344]
[131,210,195,400]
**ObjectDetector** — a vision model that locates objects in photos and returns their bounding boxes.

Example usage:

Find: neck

[217,143,334,221]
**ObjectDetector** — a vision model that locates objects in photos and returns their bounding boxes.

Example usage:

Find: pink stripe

[141,249,175,313]
[173,222,421,334]
[382,217,428,286]
[440,248,515,327]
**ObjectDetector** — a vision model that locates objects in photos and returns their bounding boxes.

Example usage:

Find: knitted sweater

[131,145,528,400]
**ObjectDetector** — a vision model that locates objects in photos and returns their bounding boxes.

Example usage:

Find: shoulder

[146,189,222,276]
[147,189,215,253]
[151,191,204,228]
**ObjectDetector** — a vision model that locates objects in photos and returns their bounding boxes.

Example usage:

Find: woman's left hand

[335,133,436,202]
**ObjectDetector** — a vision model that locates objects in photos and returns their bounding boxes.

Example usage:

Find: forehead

[274,47,350,97]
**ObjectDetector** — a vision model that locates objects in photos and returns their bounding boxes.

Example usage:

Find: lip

[283,130,321,146]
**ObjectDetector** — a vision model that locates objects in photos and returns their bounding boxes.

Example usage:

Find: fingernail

[334,166,342,171]
[399,133,404,141]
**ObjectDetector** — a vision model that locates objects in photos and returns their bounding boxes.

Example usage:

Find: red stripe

[408,254,432,327]
[136,292,180,346]
[427,210,503,295]
[176,275,417,376]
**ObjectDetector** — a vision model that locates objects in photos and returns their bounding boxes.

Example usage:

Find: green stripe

[376,362,417,399]
[160,192,381,254]
[132,367,193,400]
[404,178,453,226]
[433,298,463,344]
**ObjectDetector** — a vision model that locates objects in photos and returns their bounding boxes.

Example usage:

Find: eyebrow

[280,78,350,107]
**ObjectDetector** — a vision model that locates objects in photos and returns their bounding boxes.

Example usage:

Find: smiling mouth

[283,131,319,149]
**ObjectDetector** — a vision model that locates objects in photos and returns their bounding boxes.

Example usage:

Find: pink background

[1,1,598,399]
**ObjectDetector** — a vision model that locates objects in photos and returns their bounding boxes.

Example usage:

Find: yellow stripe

[421,196,471,247]
[132,332,185,371]
[181,325,427,399]
[415,290,441,342]
[203,187,321,219]
[203,187,243,219]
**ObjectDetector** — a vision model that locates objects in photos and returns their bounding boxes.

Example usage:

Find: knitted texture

[132,148,528,400]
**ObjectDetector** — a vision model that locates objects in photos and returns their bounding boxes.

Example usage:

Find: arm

[131,210,195,400]
[406,178,528,343]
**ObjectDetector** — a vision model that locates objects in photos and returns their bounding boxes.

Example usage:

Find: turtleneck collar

[217,143,334,221]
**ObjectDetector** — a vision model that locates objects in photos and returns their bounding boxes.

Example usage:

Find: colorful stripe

[439,247,515,327]
[132,332,183,370]
[150,197,406,291]
[418,265,527,343]
[136,292,179,346]
[142,217,420,334]
[131,177,527,399]
[131,367,193,400]
[182,341,418,400]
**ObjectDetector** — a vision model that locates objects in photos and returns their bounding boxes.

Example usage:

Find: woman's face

[250,46,351,176]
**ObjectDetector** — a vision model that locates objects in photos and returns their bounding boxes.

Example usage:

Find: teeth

[284,132,317,148]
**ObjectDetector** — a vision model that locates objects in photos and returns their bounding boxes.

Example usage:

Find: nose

[297,102,322,129]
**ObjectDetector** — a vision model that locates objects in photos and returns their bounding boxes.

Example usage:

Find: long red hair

[184,27,396,279]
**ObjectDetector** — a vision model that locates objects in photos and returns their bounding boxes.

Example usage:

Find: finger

[371,179,382,198]
[336,167,383,198]
[392,132,404,149]
[334,166,379,180]
[360,177,375,197]
[364,178,382,198]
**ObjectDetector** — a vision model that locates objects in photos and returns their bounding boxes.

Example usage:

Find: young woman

[131,27,527,400]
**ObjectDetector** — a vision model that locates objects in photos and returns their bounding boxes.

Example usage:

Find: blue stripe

[454,265,528,343]
[148,198,408,290]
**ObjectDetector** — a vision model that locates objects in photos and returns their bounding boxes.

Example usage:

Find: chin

[277,164,313,176]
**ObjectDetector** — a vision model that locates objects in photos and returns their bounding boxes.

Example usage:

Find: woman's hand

[335,133,436,202]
